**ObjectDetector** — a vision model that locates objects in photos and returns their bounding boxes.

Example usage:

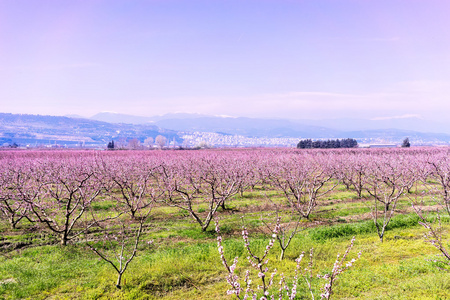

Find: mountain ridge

[89,112,450,135]
[1,112,449,147]
[0,113,181,147]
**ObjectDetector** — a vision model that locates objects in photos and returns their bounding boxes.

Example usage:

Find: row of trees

[1,147,449,238]
[297,138,358,149]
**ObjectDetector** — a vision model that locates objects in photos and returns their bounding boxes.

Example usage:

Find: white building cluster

[181,132,300,148]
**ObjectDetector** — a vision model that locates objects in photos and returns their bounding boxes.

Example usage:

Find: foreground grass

[1,184,449,299]
[1,216,449,299]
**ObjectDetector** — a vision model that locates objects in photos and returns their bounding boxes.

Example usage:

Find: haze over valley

[1,112,449,148]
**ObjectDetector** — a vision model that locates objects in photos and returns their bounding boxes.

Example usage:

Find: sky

[1,0,450,122]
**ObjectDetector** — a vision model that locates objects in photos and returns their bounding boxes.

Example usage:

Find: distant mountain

[0,113,181,147]
[89,112,213,124]
[95,112,449,136]
[90,112,155,124]
[87,112,450,135]
[148,113,213,122]
[153,116,340,138]
[146,113,450,143]
[2,112,450,148]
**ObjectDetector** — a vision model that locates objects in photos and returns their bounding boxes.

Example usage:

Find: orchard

[0,147,449,299]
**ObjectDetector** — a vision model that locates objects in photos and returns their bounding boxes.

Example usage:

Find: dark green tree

[107,140,115,150]
[402,137,410,148]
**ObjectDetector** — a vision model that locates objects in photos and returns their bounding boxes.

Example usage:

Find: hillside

[0,113,181,147]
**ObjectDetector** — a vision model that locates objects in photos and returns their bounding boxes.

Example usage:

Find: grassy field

[1,184,449,300]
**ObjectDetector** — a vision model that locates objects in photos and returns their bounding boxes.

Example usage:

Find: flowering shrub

[216,218,361,299]
[318,237,361,299]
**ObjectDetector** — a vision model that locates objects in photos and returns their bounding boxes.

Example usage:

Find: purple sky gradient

[1,0,450,121]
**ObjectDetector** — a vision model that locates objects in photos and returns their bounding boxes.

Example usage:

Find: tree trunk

[116,273,123,289]
[279,248,285,261]
[9,216,17,230]
[60,232,68,246]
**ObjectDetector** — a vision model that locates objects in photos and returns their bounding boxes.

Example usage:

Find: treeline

[297,138,358,149]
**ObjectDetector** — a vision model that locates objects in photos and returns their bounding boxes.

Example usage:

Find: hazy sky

[1,0,450,121]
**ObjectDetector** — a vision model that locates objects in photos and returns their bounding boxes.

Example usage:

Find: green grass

[0,224,449,299]
[0,226,450,299]
[2,184,450,299]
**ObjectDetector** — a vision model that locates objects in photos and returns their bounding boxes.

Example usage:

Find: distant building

[367,144,398,148]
